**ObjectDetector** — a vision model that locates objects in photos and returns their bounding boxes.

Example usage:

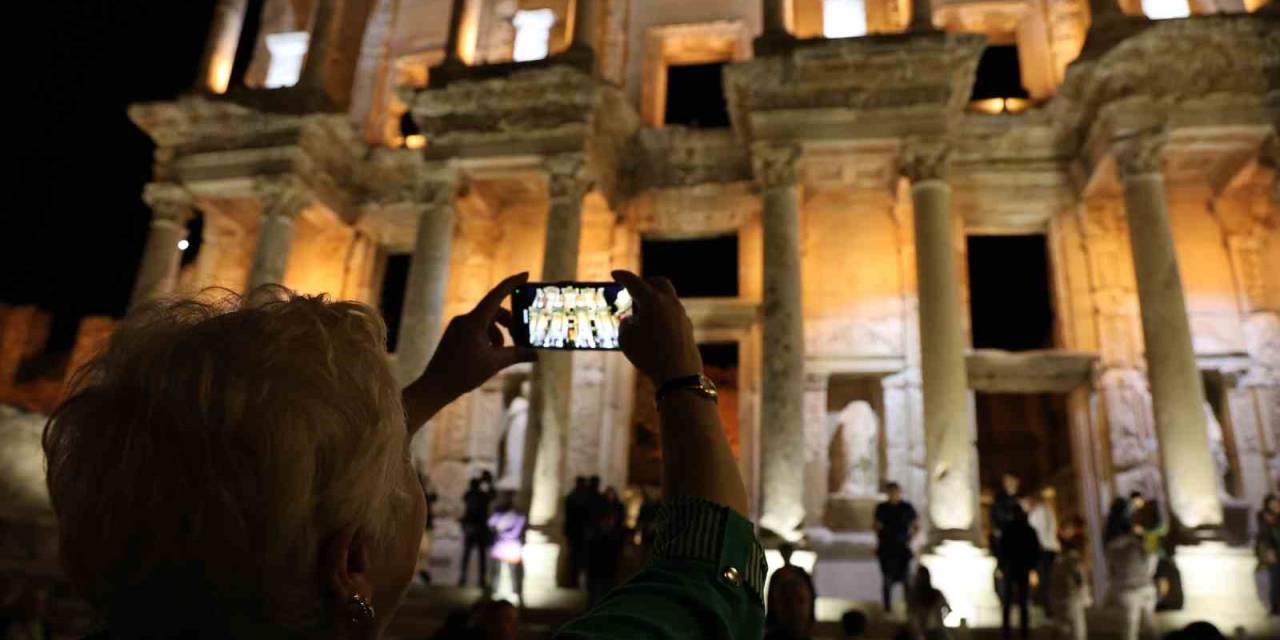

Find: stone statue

[831,401,879,498]
[1203,402,1230,497]
[496,381,531,491]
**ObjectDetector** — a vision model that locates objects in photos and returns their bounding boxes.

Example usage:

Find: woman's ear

[322,523,374,604]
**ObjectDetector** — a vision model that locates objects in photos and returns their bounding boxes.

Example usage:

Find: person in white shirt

[1026,488,1061,617]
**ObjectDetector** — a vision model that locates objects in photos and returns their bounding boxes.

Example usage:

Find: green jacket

[556,497,768,639]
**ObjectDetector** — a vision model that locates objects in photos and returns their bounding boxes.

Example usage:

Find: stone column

[752,143,807,539]
[1115,131,1224,531]
[909,0,936,31]
[246,180,309,290]
[393,172,459,387]
[130,183,194,310]
[901,141,977,535]
[524,154,591,527]
[754,0,796,54]
[444,0,467,64]
[570,0,596,52]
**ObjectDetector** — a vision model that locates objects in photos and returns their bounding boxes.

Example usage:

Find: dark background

[3,1,217,350]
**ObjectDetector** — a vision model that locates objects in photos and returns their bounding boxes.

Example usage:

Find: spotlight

[178,239,190,251]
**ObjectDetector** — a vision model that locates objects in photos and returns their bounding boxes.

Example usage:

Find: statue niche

[496,379,531,491]
[824,399,882,531]
[829,400,880,498]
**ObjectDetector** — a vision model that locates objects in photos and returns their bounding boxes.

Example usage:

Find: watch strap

[655,374,716,404]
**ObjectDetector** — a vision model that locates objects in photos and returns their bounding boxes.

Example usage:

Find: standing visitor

[585,491,627,607]
[764,565,817,640]
[418,472,439,584]
[487,491,527,605]
[1026,488,1060,615]
[1255,493,1280,616]
[1048,518,1090,640]
[990,474,1022,553]
[906,566,950,640]
[996,502,1041,640]
[874,481,919,613]
[563,477,590,588]
[1105,528,1158,640]
[459,476,495,587]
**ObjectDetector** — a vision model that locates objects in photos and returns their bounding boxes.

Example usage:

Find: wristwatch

[655,374,718,405]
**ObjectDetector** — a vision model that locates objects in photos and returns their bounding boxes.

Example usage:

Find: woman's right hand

[610,270,702,385]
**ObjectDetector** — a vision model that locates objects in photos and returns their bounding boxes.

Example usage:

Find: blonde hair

[44,288,411,635]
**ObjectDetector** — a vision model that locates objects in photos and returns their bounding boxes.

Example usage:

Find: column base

[752,32,798,56]
[919,540,1001,628]
[1167,542,1271,631]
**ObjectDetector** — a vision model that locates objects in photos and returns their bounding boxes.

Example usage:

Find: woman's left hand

[403,273,537,433]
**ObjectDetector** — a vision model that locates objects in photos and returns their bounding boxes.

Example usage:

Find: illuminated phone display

[509,282,631,350]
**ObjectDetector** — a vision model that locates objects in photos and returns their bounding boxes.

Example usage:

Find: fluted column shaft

[247,180,309,290]
[753,143,806,539]
[393,174,458,387]
[524,155,591,527]
[902,142,976,535]
[130,184,194,310]
[1115,131,1223,530]
[444,0,467,63]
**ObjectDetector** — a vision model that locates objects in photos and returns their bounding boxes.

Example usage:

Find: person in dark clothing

[840,609,867,639]
[1104,496,1134,544]
[1257,493,1280,615]
[874,481,918,613]
[990,473,1022,554]
[996,499,1041,640]
[459,477,495,587]
[563,476,591,588]
[585,491,627,607]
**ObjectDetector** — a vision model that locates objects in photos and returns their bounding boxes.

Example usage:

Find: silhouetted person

[874,481,918,613]
[1106,527,1157,640]
[1049,518,1091,640]
[563,476,591,588]
[586,487,628,607]
[1026,488,1060,615]
[765,565,816,640]
[997,500,1041,640]
[841,609,867,639]
[459,477,494,587]
[1104,496,1134,544]
[1257,493,1280,615]
[990,473,1022,553]
[906,566,950,640]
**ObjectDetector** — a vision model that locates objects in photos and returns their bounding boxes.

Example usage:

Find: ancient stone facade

[7,0,1271,618]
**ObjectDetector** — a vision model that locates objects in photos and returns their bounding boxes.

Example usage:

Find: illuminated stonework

[1,0,1275,629]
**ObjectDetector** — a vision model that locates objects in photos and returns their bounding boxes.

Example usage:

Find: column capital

[751,142,800,189]
[416,163,462,211]
[142,183,195,224]
[254,177,311,219]
[544,154,593,203]
[899,140,952,183]
[1112,129,1167,180]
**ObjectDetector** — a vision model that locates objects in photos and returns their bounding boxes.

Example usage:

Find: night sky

[4,1,216,350]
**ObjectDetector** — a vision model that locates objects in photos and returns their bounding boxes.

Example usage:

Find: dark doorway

[970,45,1028,101]
[378,253,411,352]
[641,235,738,297]
[629,341,740,486]
[664,62,731,128]
[975,392,1080,542]
[967,234,1054,351]
[179,213,204,267]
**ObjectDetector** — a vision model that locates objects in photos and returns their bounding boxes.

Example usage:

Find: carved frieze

[627,183,757,238]
[413,66,599,141]
[254,176,312,219]
[629,128,751,190]
[804,316,904,358]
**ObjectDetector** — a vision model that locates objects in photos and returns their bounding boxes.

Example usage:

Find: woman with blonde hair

[46,270,767,639]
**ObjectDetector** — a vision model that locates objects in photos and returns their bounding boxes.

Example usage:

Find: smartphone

[509,282,632,350]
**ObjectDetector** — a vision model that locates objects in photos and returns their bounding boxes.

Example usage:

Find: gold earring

[347,593,375,624]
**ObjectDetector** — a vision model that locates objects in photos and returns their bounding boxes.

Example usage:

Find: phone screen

[509,282,631,350]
